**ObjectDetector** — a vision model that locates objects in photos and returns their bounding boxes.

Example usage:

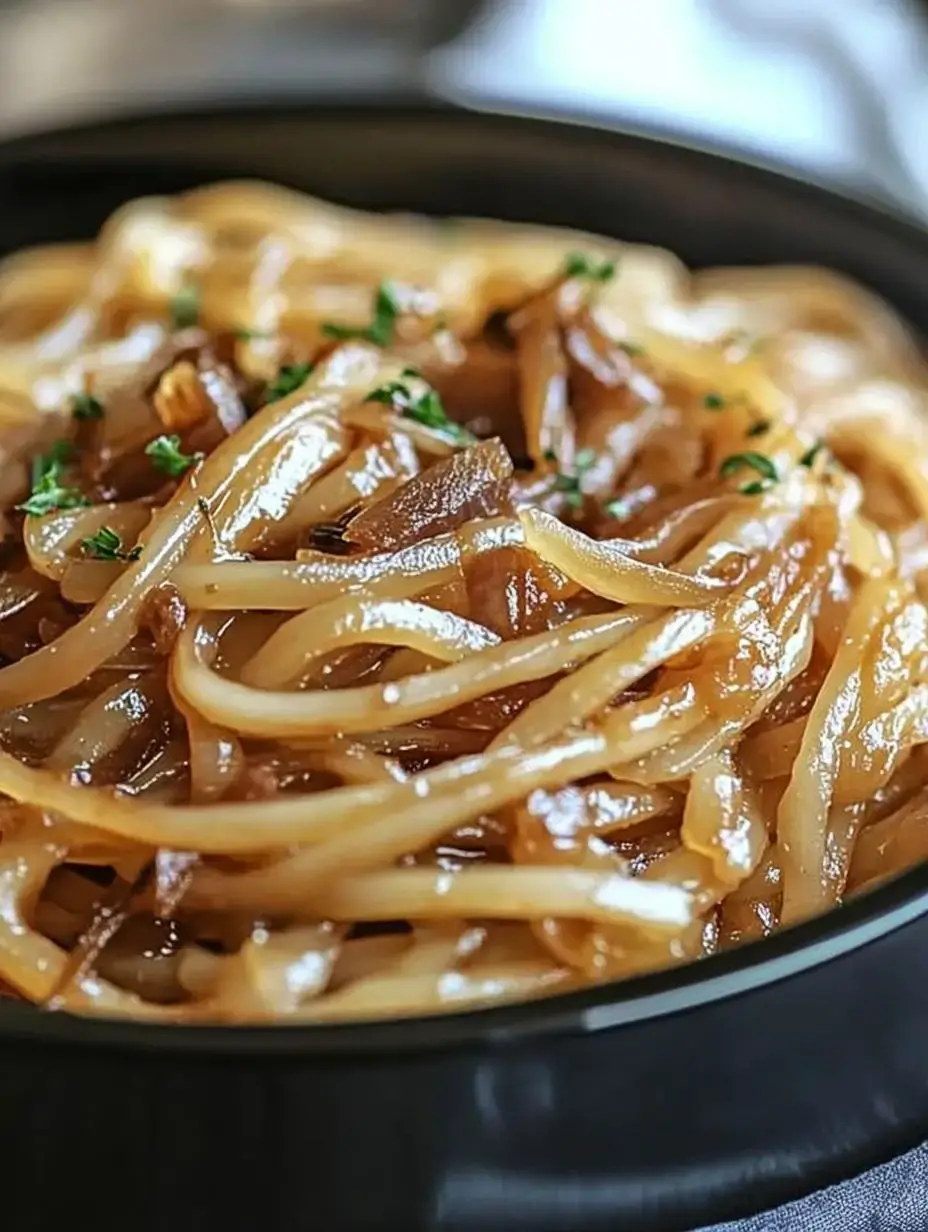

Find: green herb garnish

[17,441,87,517]
[604,497,630,519]
[30,440,71,487]
[234,327,274,341]
[169,282,200,330]
[563,252,617,283]
[553,448,598,510]
[322,281,401,347]
[720,451,779,494]
[619,341,645,357]
[265,363,313,403]
[80,526,141,562]
[71,392,104,421]
[365,378,474,447]
[800,441,824,468]
[145,434,201,478]
[746,420,771,438]
[704,392,725,410]
[366,380,414,407]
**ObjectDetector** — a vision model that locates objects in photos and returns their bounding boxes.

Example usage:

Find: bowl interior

[1,103,928,1052]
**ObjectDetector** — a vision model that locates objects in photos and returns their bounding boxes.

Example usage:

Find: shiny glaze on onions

[0,181,926,1022]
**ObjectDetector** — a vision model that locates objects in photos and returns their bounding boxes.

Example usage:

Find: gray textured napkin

[700,1143,928,1231]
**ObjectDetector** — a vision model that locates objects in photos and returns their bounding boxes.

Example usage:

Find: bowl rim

[2,98,928,1057]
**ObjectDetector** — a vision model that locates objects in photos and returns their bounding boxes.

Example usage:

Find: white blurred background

[0,0,925,217]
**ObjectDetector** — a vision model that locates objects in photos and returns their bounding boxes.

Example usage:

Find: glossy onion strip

[239,597,500,689]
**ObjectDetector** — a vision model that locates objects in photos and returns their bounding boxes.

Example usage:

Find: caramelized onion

[0,179,926,1025]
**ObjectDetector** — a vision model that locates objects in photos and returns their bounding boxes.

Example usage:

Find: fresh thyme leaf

[404,390,474,446]
[746,420,771,438]
[364,378,475,447]
[739,480,768,496]
[169,282,200,330]
[619,341,645,356]
[265,363,313,403]
[553,449,599,510]
[563,252,618,283]
[365,380,413,407]
[604,497,630,519]
[80,525,141,562]
[18,440,87,516]
[234,327,274,341]
[18,485,87,517]
[553,473,583,509]
[543,449,558,463]
[320,322,358,341]
[31,440,72,489]
[145,434,201,478]
[800,441,824,468]
[704,392,725,410]
[322,280,402,347]
[369,282,402,346]
[71,392,104,421]
[719,451,779,484]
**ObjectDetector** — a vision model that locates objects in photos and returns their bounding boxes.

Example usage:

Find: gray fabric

[700,1144,928,1231]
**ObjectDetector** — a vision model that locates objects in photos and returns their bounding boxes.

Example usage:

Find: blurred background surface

[0,0,926,217]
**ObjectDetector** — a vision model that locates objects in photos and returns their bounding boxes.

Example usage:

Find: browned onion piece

[346,438,514,552]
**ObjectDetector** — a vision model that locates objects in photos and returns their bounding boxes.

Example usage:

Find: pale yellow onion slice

[173,517,523,612]
[171,608,645,739]
[240,598,500,690]
[519,507,732,606]
[309,866,696,936]
[680,748,768,887]
[292,962,571,1021]
[184,727,639,898]
[494,606,715,750]
[776,577,902,923]
[0,723,610,854]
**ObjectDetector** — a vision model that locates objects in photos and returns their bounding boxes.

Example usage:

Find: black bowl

[3,104,928,1232]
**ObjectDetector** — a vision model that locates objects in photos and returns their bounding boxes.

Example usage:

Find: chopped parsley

[719,451,779,494]
[563,252,618,283]
[704,392,725,410]
[800,440,824,468]
[746,420,771,438]
[604,497,630,519]
[145,434,201,478]
[169,282,200,330]
[365,378,475,447]
[265,363,313,403]
[322,281,401,347]
[71,392,104,421]
[31,440,71,487]
[80,526,141,562]
[234,326,274,341]
[553,447,598,510]
[17,441,87,517]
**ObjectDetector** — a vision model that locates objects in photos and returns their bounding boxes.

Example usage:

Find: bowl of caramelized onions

[1,104,928,1232]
